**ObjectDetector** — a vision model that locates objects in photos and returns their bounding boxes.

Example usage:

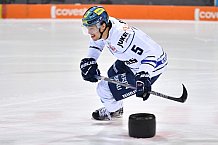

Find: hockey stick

[95,75,187,103]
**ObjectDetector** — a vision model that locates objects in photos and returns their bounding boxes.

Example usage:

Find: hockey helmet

[82,6,109,27]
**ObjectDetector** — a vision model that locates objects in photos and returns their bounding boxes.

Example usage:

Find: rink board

[1,4,218,21]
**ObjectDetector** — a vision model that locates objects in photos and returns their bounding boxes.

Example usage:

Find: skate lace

[98,107,112,120]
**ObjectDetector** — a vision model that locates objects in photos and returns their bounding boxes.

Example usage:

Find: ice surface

[0,19,218,145]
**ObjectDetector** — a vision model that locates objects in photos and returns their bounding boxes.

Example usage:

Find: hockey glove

[135,71,151,101]
[80,58,100,82]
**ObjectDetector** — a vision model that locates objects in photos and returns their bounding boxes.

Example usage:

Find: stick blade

[180,84,188,103]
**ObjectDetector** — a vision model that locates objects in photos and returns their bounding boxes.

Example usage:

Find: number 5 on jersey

[131,45,143,55]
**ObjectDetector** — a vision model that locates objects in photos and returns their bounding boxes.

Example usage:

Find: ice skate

[92,107,123,121]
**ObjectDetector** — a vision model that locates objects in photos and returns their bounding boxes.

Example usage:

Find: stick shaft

[96,75,187,103]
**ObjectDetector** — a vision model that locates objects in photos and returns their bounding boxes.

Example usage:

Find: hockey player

[80,6,168,120]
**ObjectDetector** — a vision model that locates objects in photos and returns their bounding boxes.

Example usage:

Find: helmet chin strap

[98,27,106,39]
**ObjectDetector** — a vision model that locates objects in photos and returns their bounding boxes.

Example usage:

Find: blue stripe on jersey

[89,46,102,52]
[141,53,167,68]
[146,56,155,58]
[156,53,167,67]
[142,63,155,67]
[141,59,157,67]
[141,59,157,64]
[158,51,165,59]
[153,63,168,72]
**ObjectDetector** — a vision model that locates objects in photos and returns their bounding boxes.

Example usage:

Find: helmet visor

[81,25,99,36]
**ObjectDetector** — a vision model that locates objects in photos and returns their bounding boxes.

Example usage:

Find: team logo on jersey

[117,32,130,48]
[106,40,117,52]
[109,45,117,52]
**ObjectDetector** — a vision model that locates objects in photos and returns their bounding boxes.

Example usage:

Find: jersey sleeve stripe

[146,56,155,58]
[89,46,102,52]
[141,62,155,68]
[141,59,157,65]
[153,63,168,72]
[158,51,165,59]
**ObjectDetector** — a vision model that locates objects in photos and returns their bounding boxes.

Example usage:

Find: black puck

[128,113,156,138]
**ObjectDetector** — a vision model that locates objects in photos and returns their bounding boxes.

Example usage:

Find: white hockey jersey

[87,17,168,77]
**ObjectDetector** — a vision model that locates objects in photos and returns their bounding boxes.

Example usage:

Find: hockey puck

[128,113,156,138]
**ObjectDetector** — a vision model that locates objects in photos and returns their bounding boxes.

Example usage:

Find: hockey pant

[96,60,160,112]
